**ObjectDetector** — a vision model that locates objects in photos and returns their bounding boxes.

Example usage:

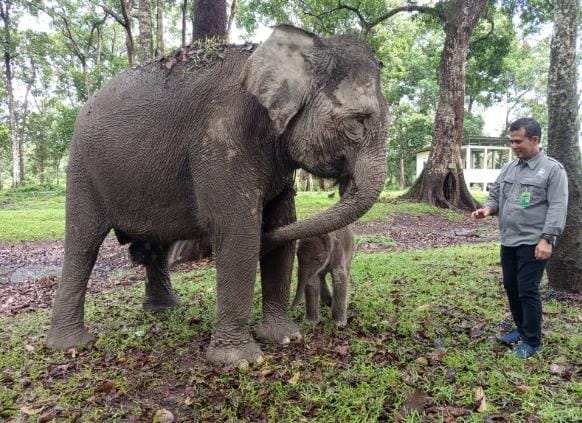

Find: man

[472,118,568,359]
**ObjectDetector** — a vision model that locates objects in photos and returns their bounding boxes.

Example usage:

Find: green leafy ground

[0,188,580,422]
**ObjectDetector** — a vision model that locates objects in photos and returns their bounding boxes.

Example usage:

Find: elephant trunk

[263,152,386,251]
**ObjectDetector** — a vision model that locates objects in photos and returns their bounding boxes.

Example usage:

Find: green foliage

[387,104,433,186]
[466,9,517,109]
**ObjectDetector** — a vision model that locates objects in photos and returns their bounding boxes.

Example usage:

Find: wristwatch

[540,233,557,247]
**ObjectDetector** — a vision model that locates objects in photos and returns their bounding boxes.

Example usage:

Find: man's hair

[508,117,542,140]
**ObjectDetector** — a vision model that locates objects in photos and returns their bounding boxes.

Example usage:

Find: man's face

[508,127,540,160]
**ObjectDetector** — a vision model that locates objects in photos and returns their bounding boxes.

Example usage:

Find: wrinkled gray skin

[46,24,388,366]
[292,226,355,327]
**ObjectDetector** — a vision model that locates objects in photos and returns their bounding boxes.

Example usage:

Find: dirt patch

[0,213,498,316]
[353,213,499,252]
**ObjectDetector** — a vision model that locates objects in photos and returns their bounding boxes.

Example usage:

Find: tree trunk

[546,0,581,293]
[226,0,237,42]
[305,171,313,192]
[181,0,188,47]
[399,157,405,189]
[318,178,326,191]
[404,0,488,210]
[1,0,21,187]
[122,0,136,66]
[193,0,226,41]
[138,0,153,63]
[155,0,164,56]
[39,152,45,185]
[17,75,34,184]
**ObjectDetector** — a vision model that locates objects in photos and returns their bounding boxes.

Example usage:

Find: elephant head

[241,25,388,245]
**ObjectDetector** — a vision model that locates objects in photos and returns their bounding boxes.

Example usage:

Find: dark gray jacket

[485,152,568,247]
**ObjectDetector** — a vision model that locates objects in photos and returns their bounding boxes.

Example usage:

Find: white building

[416,136,512,191]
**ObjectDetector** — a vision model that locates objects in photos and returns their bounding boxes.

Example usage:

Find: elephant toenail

[255,355,265,365]
[281,336,291,344]
[237,360,250,372]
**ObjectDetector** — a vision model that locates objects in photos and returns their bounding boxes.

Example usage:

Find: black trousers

[500,244,546,346]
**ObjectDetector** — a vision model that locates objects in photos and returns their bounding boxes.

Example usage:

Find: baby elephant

[292,226,355,327]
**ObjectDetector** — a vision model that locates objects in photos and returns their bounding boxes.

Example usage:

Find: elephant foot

[46,325,95,350]
[334,318,347,328]
[143,292,180,312]
[255,318,303,344]
[206,336,264,366]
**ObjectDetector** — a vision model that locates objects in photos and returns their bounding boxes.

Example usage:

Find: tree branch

[470,14,495,47]
[297,2,445,35]
[99,4,126,28]
[365,5,445,34]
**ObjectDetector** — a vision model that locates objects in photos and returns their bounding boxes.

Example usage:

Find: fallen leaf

[416,303,432,312]
[470,323,485,339]
[321,359,338,367]
[184,397,194,406]
[401,389,427,415]
[549,364,566,375]
[515,384,529,393]
[39,409,58,422]
[20,406,43,415]
[429,350,445,362]
[415,356,429,366]
[152,408,175,423]
[335,345,350,356]
[288,371,301,385]
[474,386,487,412]
[260,368,275,377]
[93,380,115,394]
[24,344,35,353]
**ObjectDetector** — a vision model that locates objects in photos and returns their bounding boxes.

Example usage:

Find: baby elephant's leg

[305,275,322,324]
[331,269,349,327]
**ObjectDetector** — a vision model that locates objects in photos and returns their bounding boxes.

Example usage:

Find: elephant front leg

[255,189,302,344]
[331,269,349,327]
[205,219,263,366]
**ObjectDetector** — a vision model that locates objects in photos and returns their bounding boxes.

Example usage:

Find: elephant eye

[343,115,369,141]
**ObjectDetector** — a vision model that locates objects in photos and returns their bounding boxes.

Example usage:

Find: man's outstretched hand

[471,206,493,219]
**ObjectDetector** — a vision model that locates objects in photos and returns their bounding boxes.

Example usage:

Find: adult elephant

[46,25,388,366]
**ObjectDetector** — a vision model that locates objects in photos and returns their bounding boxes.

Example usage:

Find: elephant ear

[241,24,328,135]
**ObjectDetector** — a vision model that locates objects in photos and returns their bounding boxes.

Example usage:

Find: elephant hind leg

[319,274,333,307]
[47,201,110,350]
[143,243,180,311]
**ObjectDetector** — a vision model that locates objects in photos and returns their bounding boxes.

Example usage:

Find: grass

[1,185,579,421]
[0,185,66,242]
[1,245,580,421]
[296,190,465,222]
[0,188,470,242]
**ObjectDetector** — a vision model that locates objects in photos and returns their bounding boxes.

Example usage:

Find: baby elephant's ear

[240,24,321,135]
